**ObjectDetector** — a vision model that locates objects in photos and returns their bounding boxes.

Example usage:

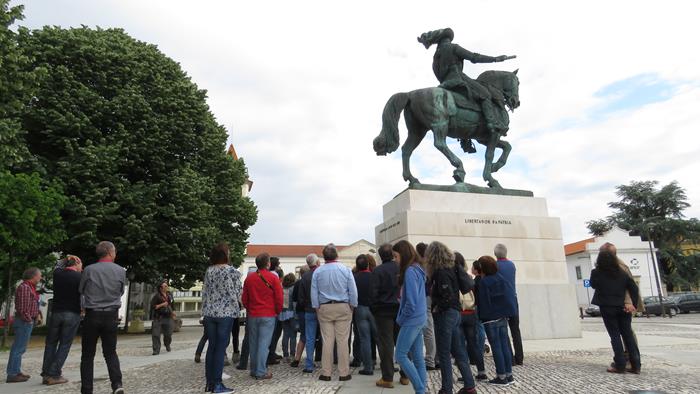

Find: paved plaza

[1,315,699,394]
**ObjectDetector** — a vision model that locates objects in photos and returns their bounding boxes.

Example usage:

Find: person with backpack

[425,242,476,394]
[455,253,487,382]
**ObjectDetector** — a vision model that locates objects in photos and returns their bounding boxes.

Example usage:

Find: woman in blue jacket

[477,255,517,386]
[393,241,428,394]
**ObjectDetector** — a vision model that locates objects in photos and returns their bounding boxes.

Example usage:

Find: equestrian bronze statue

[373,28,527,195]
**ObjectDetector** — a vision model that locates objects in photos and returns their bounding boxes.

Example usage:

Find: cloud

[18,0,700,245]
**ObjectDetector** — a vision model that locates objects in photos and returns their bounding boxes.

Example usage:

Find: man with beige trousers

[311,244,358,382]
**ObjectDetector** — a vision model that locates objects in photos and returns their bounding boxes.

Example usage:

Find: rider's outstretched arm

[455,45,513,64]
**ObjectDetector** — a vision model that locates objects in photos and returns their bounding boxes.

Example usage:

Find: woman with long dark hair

[425,241,476,394]
[201,243,241,394]
[393,240,428,394]
[591,250,641,373]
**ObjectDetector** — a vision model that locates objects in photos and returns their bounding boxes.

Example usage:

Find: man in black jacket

[41,255,83,385]
[371,244,406,388]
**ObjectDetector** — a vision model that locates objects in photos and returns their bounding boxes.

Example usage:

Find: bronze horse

[373,70,520,189]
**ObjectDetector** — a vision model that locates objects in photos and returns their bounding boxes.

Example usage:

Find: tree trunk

[2,255,13,349]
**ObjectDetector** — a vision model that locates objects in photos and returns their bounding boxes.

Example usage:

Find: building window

[575,266,582,280]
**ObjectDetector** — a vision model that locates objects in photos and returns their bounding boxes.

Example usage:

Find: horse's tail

[373,92,409,156]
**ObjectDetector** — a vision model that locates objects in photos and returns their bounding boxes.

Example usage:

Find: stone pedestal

[375,189,581,339]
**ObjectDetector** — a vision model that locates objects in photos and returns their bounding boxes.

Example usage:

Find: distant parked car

[669,293,700,314]
[643,296,679,316]
[585,304,601,317]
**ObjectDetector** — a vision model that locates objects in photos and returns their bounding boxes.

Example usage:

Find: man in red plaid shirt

[6,267,43,383]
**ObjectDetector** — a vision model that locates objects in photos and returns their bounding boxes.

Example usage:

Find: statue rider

[418,28,515,153]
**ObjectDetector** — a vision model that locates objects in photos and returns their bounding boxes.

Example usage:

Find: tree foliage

[0,171,66,346]
[16,25,257,288]
[586,181,700,291]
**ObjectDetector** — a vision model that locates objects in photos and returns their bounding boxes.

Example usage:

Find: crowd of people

[196,240,525,394]
[3,238,642,394]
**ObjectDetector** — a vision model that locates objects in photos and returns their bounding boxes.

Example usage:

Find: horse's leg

[402,110,428,185]
[482,133,502,188]
[491,139,511,173]
[432,122,465,183]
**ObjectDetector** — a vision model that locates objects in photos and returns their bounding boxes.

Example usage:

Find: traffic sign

[583,279,591,288]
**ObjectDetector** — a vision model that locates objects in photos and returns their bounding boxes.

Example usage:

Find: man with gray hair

[297,253,322,373]
[6,267,42,383]
[79,241,126,394]
[494,243,523,365]
[311,244,358,381]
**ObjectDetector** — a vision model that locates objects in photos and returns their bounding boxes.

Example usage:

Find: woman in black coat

[590,250,641,374]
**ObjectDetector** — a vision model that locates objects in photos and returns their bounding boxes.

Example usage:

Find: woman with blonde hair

[425,241,476,394]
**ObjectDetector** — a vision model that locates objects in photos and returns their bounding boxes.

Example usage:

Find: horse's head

[504,69,520,111]
[477,69,520,112]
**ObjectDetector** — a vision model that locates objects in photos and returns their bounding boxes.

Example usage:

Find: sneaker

[113,387,125,394]
[195,353,202,363]
[212,383,234,394]
[506,375,515,385]
[375,378,394,388]
[254,373,272,380]
[290,360,300,367]
[487,377,509,386]
[45,376,69,385]
[476,373,488,381]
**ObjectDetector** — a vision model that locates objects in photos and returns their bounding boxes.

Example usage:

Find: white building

[564,227,663,307]
[243,239,376,278]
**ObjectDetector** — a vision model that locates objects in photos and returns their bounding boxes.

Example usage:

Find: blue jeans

[304,311,319,370]
[354,305,377,372]
[433,309,475,392]
[281,318,297,357]
[248,316,276,377]
[483,318,513,377]
[395,324,427,394]
[204,316,234,386]
[6,318,34,377]
[42,310,81,377]
[460,313,485,373]
[476,319,486,355]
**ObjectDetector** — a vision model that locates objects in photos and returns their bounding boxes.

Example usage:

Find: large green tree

[17,25,257,287]
[586,181,700,291]
[0,171,66,347]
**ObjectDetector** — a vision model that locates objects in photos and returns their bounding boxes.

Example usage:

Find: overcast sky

[18,0,700,246]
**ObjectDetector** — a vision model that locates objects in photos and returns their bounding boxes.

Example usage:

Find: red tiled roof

[246,244,347,258]
[227,144,239,160]
[564,238,595,256]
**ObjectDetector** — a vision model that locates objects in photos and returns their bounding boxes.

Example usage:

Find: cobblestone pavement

[1,316,699,394]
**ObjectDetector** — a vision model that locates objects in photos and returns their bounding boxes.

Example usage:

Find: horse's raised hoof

[487,180,502,188]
